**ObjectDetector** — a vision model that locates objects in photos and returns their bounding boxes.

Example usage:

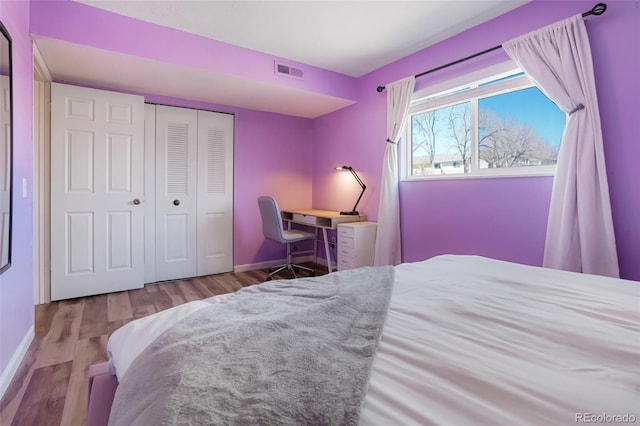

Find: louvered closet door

[155,106,198,282]
[197,110,234,275]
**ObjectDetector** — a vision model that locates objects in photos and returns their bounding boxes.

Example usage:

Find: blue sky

[479,87,565,147]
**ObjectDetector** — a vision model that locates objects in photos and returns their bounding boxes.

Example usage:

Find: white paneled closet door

[50,83,145,300]
[155,105,198,282]
[197,110,234,275]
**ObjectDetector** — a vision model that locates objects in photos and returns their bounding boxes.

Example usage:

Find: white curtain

[374,76,415,266]
[503,15,619,277]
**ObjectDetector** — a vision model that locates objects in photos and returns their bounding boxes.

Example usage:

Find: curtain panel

[503,14,619,277]
[374,76,415,266]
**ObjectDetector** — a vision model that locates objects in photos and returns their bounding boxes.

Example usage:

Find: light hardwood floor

[0,264,323,426]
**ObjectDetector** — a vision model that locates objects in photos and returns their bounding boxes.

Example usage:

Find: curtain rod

[376,2,607,93]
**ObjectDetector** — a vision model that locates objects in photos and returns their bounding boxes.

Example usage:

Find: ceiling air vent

[275,61,304,80]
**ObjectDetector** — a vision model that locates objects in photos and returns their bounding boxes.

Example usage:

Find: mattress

[105,255,640,424]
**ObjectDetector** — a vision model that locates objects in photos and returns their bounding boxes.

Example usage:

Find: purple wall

[0,0,34,374]
[313,0,640,280]
[229,106,313,266]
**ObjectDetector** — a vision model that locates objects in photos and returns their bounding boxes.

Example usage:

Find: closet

[147,104,234,283]
[50,84,233,300]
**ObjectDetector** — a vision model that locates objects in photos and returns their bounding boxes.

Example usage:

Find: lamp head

[335,166,352,171]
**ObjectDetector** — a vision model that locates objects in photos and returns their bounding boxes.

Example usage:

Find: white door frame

[33,43,52,305]
[143,103,156,283]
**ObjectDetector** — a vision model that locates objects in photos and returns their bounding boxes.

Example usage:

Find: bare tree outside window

[410,103,471,175]
[479,111,559,168]
[411,112,437,175]
[447,104,471,173]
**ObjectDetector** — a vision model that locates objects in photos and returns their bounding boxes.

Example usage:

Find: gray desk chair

[258,196,316,280]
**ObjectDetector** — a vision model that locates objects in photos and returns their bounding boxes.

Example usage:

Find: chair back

[258,196,286,244]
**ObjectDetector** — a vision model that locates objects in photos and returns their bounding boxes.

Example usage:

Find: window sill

[401,168,555,182]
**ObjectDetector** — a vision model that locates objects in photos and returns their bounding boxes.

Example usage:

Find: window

[404,66,565,179]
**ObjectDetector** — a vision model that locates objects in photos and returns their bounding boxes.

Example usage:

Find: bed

[88,255,640,425]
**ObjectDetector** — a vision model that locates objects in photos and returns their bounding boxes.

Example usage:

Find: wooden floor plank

[197,275,231,296]
[128,287,158,319]
[222,275,245,292]
[159,282,188,307]
[238,270,267,287]
[176,279,207,302]
[35,302,84,369]
[147,284,175,312]
[191,278,216,299]
[211,274,239,294]
[106,292,133,323]
[35,302,60,337]
[0,337,41,425]
[59,336,109,426]
[11,361,73,426]
[79,294,108,339]
[128,287,153,309]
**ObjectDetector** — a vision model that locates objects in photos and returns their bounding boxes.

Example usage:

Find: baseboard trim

[0,325,34,401]
[234,255,318,273]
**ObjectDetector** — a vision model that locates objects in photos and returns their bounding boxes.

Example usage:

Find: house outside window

[403,64,565,179]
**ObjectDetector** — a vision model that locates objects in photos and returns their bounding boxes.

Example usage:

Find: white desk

[281,209,367,273]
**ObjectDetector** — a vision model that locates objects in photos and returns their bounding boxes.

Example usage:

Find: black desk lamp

[336,166,366,215]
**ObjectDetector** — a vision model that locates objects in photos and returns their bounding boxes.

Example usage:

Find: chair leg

[268,264,289,278]
[292,263,314,273]
[266,243,314,280]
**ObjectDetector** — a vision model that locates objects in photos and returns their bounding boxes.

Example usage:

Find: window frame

[401,63,559,181]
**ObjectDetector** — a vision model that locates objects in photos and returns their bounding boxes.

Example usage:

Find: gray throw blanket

[109,266,394,426]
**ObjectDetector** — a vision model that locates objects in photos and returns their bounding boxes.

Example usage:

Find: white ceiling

[73,0,529,78]
[37,1,530,118]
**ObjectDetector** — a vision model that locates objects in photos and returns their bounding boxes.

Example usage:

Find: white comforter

[108,255,640,425]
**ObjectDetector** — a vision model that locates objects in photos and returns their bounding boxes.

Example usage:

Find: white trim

[143,104,156,284]
[410,75,532,114]
[0,326,34,400]
[33,43,52,82]
[233,255,316,273]
[33,42,52,305]
[412,61,518,101]
[401,167,555,182]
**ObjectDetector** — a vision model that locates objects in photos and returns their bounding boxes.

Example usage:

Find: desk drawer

[338,256,355,271]
[338,246,354,259]
[292,213,317,225]
[338,235,354,249]
[338,226,354,238]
